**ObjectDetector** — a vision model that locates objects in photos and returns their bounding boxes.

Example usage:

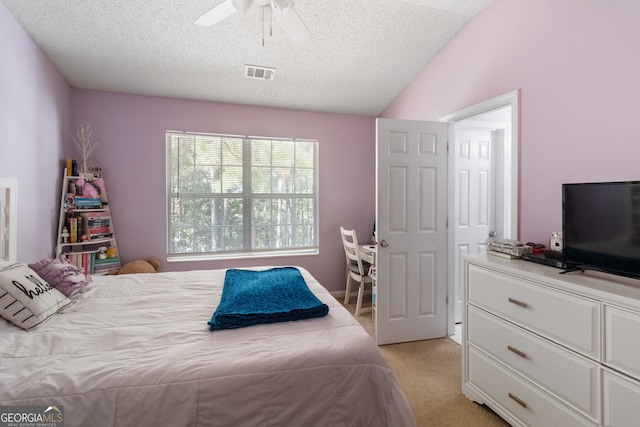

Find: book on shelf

[85,210,110,218]
[65,253,91,275]
[89,252,95,274]
[88,226,110,235]
[67,159,77,177]
[89,232,113,241]
[93,256,120,265]
[93,262,121,275]
[64,195,103,212]
[87,223,110,232]
[62,211,113,244]
[87,218,110,228]
[86,212,110,223]
[74,197,103,208]
[83,253,90,275]
[69,217,78,243]
[77,215,83,243]
[65,253,121,275]
[91,254,121,274]
[86,212,111,235]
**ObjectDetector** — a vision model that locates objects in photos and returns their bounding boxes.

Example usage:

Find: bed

[0,265,415,427]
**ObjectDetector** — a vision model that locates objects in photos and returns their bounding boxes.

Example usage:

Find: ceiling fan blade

[195,0,253,27]
[271,3,310,44]
[194,0,238,27]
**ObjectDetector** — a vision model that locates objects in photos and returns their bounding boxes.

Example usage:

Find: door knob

[380,240,389,247]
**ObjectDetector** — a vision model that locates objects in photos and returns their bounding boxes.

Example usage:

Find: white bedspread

[0,267,415,427]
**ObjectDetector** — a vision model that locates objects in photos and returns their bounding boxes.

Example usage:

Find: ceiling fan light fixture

[244,64,276,81]
[233,0,253,14]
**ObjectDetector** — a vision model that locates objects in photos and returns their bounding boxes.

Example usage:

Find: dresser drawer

[604,304,640,379]
[467,306,599,420]
[602,368,640,427]
[467,265,600,358]
[468,347,596,427]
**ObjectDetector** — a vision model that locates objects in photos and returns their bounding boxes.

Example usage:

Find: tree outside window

[166,132,318,260]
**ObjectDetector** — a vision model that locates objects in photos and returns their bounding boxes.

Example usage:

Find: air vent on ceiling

[244,64,276,81]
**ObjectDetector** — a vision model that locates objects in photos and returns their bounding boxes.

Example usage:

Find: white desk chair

[340,227,372,317]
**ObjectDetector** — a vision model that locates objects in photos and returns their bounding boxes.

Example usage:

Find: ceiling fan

[195,0,310,44]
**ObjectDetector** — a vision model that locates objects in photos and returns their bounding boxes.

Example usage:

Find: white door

[452,127,496,323]
[375,118,448,345]
[441,92,519,337]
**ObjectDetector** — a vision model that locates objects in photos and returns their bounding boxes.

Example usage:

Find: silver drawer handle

[508,297,528,308]
[508,392,527,408]
[507,345,527,359]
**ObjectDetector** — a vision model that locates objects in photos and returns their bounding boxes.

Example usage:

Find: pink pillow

[29,257,92,297]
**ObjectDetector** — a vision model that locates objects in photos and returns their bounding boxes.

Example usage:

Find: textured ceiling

[2,0,495,116]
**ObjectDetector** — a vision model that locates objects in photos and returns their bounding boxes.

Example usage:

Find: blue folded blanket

[208,267,329,331]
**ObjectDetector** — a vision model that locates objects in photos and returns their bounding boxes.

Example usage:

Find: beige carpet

[342,302,510,427]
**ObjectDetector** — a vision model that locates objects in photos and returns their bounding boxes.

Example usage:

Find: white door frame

[440,90,520,336]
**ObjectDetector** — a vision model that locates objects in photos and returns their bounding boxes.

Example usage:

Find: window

[166,132,318,260]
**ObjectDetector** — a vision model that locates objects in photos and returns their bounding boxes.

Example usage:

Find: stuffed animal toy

[115,257,161,275]
[92,178,108,202]
[75,178,100,198]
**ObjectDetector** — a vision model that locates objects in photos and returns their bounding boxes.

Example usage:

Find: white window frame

[166,131,319,261]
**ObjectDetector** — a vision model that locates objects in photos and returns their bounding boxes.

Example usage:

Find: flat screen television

[563,181,640,280]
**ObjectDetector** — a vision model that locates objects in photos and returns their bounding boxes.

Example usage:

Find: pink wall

[382,0,640,246]
[0,2,71,262]
[70,91,375,291]
[10,0,636,287]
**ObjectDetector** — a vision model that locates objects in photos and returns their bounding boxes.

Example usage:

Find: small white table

[359,245,376,265]
[359,244,377,326]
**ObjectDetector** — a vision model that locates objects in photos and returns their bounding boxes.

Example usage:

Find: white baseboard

[330,290,345,299]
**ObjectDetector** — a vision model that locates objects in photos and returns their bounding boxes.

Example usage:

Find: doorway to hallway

[441,90,520,335]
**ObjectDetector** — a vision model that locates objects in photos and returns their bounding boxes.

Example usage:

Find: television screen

[563,181,640,279]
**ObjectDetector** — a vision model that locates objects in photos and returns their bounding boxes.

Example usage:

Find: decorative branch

[71,123,98,175]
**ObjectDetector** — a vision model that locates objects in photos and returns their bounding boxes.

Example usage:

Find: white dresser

[463,254,640,427]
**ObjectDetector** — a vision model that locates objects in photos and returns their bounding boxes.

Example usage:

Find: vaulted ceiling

[2,0,495,116]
